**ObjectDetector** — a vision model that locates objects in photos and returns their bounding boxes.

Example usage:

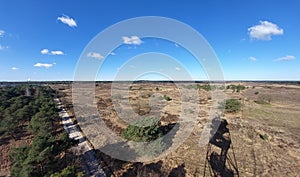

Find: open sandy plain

[52,81,300,177]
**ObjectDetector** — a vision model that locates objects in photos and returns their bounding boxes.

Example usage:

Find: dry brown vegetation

[52,81,300,176]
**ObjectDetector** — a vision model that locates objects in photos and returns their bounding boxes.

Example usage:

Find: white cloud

[0,30,5,37]
[174,43,179,47]
[122,36,143,45]
[175,67,181,71]
[110,52,116,56]
[51,50,64,55]
[41,48,49,54]
[274,55,296,62]
[0,45,8,50]
[41,48,64,55]
[57,15,77,27]
[248,21,283,40]
[87,52,104,60]
[34,63,54,68]
[11,67,19,70]
[249,56,257,61]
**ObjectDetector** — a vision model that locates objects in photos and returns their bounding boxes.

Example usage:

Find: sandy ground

[55,98,107,177]
[52,82,300,177]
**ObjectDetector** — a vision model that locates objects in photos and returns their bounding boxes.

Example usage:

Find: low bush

[259,133,268,140]
[122,117,163,142]
[219,99,242,113]
[163,95,172,101]
[227,84,246,92]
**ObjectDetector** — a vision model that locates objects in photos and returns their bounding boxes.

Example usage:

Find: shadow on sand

[94,123,187,177]
[204,118,240,177]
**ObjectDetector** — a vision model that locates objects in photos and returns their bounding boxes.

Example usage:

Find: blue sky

[0,0,299,81]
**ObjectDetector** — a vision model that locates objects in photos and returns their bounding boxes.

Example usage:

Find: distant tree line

[0,85,83,177]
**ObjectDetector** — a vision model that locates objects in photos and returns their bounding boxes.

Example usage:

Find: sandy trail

[55,98,106,177]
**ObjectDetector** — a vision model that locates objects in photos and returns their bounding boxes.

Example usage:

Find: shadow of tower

[204,118,240,177]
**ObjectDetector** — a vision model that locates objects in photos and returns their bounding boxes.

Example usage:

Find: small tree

[219,99,242,113]
[122,117,166,158]
[10,146,29,177]
[122,117,163,142]
[1,113,18,140]
[50,165,84,177]
[163,95,172,101]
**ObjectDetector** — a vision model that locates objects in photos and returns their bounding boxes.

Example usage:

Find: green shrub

[198,84,211,91]
[122,117,163,142]
[122,117,167,158]
[50,165,84,177]
[259,133,268,140]
[219,99,242,113]
[254,91,259,95]
[227,84,246,92]
[163,95,172,101]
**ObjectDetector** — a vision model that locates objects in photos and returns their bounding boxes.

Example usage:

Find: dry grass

[51,82,300,176]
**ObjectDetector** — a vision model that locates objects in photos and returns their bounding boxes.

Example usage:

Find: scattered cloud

[174,43,179,47]
[122,36,143,45]
[51,50,64,55]
[34,62,54,68]
[0,30,5,37]
[175,67,181,71]
[87,52,104,60]
[249,56,257,61]
[41,48,64,55]
[41,49,49,54]
[110,52,116,56]
[248,21,283,40]
[11,67,19,70]
[274,55,296,62]
[0,45,8,50]
[57,15,77,27]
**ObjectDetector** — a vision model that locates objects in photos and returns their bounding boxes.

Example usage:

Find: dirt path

[55,98,106,177]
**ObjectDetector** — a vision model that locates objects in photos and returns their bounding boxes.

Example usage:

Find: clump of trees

[227,84,246,92]
[0,85,82,177]
[196,84,225,91]
[219,99,242,113]
[122,117,166,157]
[197,84,213,91]
[122,117,163,142]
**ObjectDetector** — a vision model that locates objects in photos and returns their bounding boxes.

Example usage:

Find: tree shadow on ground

[95,145,165,177]
[94,123,184,177]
